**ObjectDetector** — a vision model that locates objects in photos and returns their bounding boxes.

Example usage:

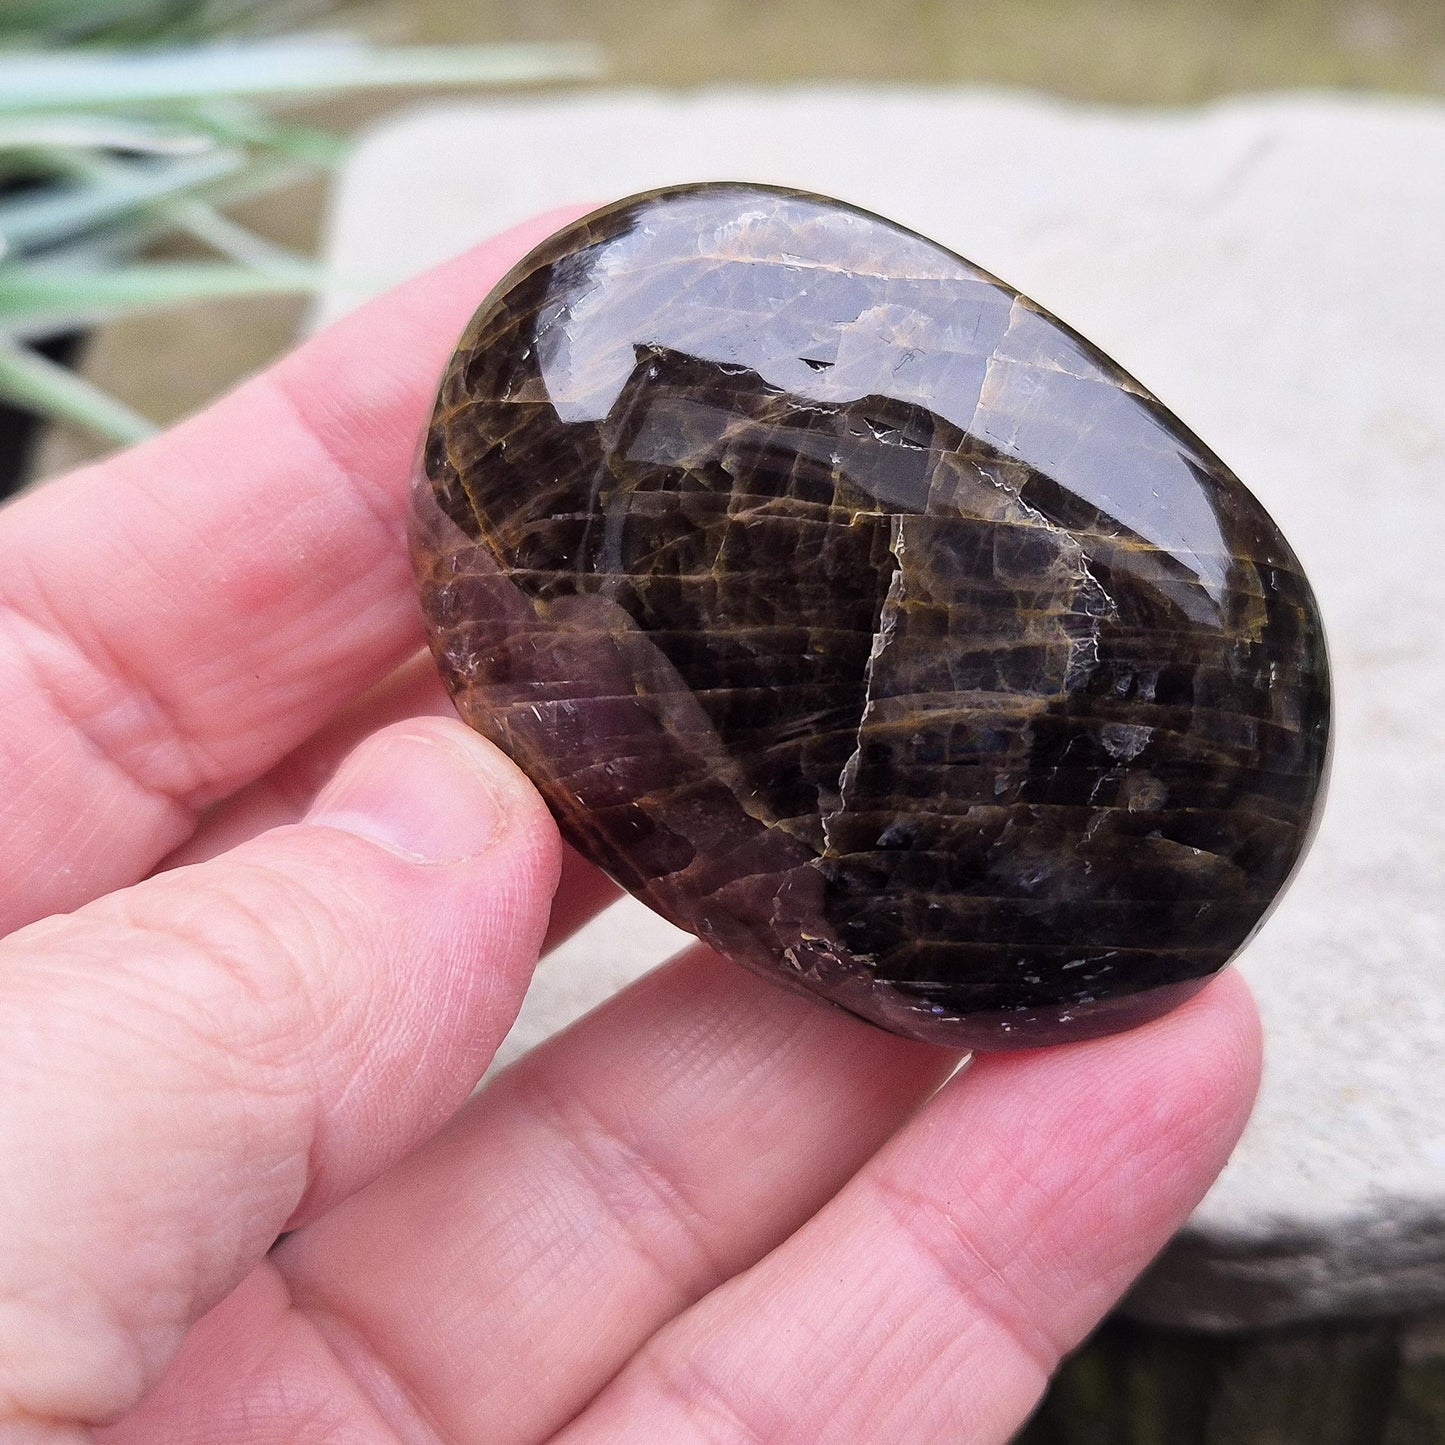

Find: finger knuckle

[867,1167,1063,1388]
[107,859,356,1080]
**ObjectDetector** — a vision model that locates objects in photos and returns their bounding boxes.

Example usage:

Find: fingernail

[308,727,508,863]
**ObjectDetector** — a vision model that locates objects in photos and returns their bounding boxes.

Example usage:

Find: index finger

[0,207,585,933]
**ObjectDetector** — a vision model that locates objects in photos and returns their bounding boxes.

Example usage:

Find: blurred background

[3,4,1443,1441]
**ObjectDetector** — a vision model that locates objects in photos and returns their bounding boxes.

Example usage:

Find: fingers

[159,652,455,869]
[130,947,958,1444]
[166,650,621,947]
[0,205,588,935]
[559,972,1262,1445]
[0,718,560,1435]
[96,1264,385,1445]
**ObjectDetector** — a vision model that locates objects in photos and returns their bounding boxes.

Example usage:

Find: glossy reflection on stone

[411,183,1331,1049]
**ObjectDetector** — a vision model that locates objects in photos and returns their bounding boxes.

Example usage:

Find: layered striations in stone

[411,183,1331,1048]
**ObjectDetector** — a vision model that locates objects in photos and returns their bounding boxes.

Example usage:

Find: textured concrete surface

[318,90,1445,1329]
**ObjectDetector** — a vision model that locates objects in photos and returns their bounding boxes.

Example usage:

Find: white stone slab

[318,90,1445,1328]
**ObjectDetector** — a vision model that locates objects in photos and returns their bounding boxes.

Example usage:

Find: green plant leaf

[0,0,311,47]
[37,145,319,273]
[0,258,323,335]
[0,113,215,155]
[155,197,309,271]
[0,335,157,446]
[0,41,602,110]
[0,148,244,257]
[11,152,328,284]
[185,101,347,166]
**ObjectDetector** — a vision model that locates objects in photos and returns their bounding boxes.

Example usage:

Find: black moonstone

[411,183,1331,1050]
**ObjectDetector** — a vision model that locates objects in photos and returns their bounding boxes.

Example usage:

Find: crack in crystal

[821,513,908,858]
[968,455,1119,694]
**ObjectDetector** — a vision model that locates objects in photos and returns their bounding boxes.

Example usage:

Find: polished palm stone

[410,183,1331,1049]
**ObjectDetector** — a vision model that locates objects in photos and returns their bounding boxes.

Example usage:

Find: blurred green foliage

[1,0,322,47]
[0,1,597,446]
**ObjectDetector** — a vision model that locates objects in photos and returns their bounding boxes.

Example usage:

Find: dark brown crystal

[411,183,1331,1049]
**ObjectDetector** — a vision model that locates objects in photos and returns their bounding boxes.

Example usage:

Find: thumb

[0,717,559,1434]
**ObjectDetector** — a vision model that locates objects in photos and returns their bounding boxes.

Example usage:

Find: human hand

[0,213,1261,1444]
